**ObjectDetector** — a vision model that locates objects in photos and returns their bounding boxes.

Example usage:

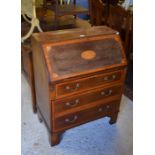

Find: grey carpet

[21,74,133,155]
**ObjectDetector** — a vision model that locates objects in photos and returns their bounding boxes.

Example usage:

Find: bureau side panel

[31,37,51,131]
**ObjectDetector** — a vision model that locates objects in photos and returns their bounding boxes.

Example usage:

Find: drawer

[54,84,122,114]
[54,100,120,131]
[56,70,122,98]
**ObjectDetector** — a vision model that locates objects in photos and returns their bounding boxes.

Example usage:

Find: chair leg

[22,13,31,23]
[21,18,43,42]
[37,22,43,32]
[21,22,35,42]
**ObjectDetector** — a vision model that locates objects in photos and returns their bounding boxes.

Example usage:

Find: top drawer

[56,70,122,98]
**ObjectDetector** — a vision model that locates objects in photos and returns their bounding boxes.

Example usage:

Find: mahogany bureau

[31,26,127,146]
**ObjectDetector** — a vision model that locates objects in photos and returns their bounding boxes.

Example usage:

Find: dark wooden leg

[30,52,37,113]
[50,132,62,146]
[37,108,43,123]
[109,112,119,124]
[30,82,37,113]
[22,44,37,113]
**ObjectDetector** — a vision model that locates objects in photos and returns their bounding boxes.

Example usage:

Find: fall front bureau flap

[32,26,127,83]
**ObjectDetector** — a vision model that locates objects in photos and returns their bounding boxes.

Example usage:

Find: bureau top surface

[32,26,117,43]
[32,26,127,82]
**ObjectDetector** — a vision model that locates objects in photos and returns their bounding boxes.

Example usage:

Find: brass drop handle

[65,115,78,123]
[66,99,79,107]
[98,105,110,112]
[65,83,80,91]
[101,89,113,96]
[104,75,116,81]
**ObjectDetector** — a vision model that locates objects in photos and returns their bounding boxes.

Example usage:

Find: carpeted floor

[21,74,133,155]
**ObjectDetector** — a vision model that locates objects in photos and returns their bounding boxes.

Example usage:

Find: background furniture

[106,4,133,89]
[43,0,89,29]
[88,0,120,26]
[89,0,107,26]
[21,0,43,42]
[31,26,127,146]
[106,5,131,54]
[21,43,37,112]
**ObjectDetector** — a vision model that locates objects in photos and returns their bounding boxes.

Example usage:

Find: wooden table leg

[109,112,119,125]
[50,132,62,146]
[21,44,37,113]
[29,52,37,113]
[37,107,43,123]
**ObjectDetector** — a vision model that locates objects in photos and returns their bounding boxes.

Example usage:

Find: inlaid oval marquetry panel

[81,50,96,60]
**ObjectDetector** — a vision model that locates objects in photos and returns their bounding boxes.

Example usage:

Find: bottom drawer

[54,100,120,131]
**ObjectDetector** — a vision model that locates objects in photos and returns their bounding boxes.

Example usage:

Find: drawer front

[54,100,120,131]
[56,70,122,98]
[54,85,122,114]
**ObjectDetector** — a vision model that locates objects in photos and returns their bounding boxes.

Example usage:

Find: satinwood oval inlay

[81,50,96,60]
